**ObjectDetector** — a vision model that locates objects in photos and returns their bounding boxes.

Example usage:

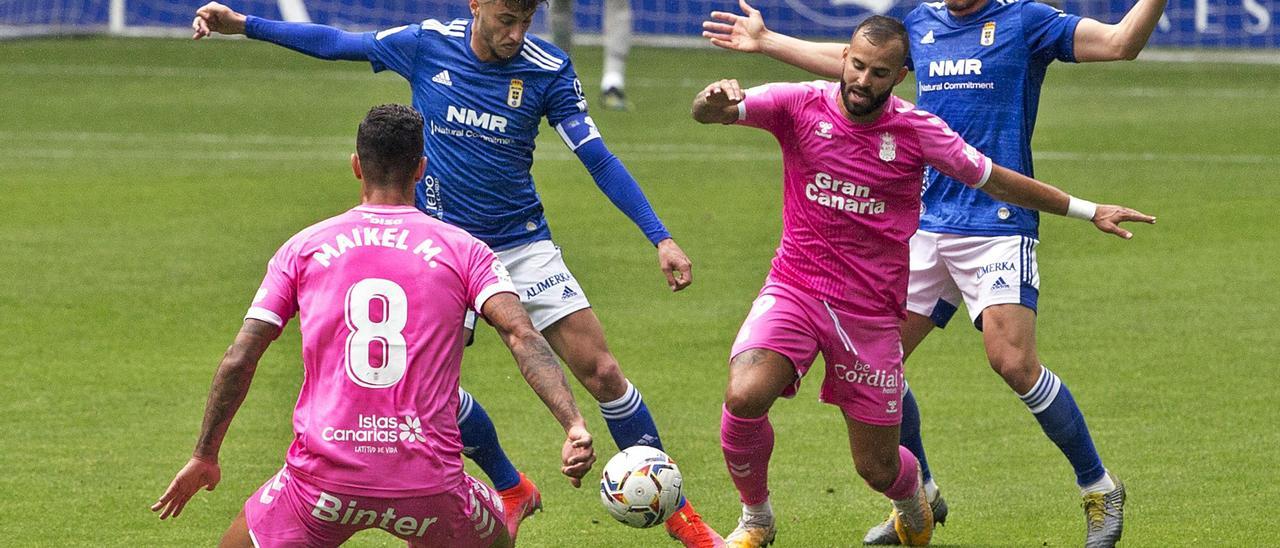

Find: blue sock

[1020,366,1106,486]
[601,382,688,512]
[457,388,522,491]
[899,385,933,483]
[599,381,664,451]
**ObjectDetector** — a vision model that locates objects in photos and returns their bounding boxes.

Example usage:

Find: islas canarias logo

[322,414,425,444]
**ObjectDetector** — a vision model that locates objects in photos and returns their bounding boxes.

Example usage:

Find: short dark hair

[852,15,909,59]
[356,104,424,187]
[485,0,548,13]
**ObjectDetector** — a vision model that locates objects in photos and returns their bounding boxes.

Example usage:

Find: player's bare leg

[544,308,723,547]
[845,415,932,546]
[863,312,947,545]
[981,304,1124,548]
[218,510,253,548]
[720,348,795,548]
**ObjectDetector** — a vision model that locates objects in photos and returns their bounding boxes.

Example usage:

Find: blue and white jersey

[364,19,591,250]
[906,0,1081,238]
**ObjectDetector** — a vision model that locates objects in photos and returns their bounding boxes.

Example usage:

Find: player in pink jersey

[151,105,596,548]
[692,17,1154,547]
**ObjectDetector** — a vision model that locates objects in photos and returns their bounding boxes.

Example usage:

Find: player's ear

[351,153,363,181]
[469,0,481,17]
[414,157,427,182]
[894,65,908,86]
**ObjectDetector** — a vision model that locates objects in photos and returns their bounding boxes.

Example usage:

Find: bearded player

[703,0,1165,543]
[692,16,1153,547]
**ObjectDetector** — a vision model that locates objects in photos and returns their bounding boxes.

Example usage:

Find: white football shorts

[905,230,1040,330]
[488,239,592,331]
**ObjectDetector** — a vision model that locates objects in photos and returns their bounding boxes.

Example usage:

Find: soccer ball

[599,445,683,528]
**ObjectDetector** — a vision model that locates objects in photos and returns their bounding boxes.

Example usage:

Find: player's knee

[723,382,771,419]
[987,350,1039,391]
[578,355,627,402]
[855,452,899,492]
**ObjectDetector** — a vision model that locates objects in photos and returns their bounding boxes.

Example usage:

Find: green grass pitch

[1,36,1278,546]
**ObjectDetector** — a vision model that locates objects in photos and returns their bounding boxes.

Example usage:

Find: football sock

[1020,365,1106,487]
[456,388,522,491]
[600,380,664,451]
[721,405,774,506]
[899,385,934,483]
[923,477,939,502]
[1080,469,1116,496]
[601,71,624,92]
[744,499,774,520]
[882,445,921,501]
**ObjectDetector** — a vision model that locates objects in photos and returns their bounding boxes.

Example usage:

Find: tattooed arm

[483,293,596,487]
[152,319,279,519]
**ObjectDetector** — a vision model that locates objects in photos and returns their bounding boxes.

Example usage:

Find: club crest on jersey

[879,133,896,162]
[980,21,996,46]
[507,79,524,108]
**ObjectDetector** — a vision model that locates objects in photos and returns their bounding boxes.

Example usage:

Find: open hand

[703,0,768,53]
[1092,205,1156,239]
[151,456,221,520]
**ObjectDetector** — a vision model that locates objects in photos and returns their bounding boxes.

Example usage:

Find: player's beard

[840,79,893,117]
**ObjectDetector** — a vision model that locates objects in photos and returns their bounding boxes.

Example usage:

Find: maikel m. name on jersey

[363,19,661,249]
[906,0,1081,238]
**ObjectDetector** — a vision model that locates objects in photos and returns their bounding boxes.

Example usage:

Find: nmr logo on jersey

[928,59,983,77]
[445,105,508,132]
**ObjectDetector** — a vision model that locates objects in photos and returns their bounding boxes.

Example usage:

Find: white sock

[744,499,773,520]
[1080,469,1116,496]
[601,72,624,92]
[923,478,940,502]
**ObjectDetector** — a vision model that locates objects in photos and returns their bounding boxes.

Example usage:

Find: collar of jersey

[353,204,419,214]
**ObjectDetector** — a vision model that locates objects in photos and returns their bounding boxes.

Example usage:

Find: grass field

[1,35,1279,547]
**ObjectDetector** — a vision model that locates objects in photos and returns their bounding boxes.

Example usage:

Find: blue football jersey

[905,0,1081,238]
[364,19,589,250]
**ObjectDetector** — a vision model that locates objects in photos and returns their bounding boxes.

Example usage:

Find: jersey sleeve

[545,60,590,128]
[1022,0,1083,63]
[909,110,993,189]
[245,240,300,331]
[365,22,421,78]
[463,241,519,315]
[734,82,807,136]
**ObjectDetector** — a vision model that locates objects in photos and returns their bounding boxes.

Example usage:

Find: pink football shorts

[731,281,906,426]
[244,467,505,547]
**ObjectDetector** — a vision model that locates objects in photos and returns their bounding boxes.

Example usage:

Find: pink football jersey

[245,204,516,497]
[736,81,992,318]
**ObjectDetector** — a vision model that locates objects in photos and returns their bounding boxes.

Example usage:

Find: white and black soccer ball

[599,445,683,528]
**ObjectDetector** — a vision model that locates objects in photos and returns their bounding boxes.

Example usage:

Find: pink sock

[720,405,774,506]
[881,445,921,501]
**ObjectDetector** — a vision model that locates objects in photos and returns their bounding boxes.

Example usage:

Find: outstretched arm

[151,319,280,519]
[557,113,693,291]
[981,165,1156,239]
[192,2,368,61]
[1072,0,1167,62]
[483,293,596,486]
[702,0,845,79]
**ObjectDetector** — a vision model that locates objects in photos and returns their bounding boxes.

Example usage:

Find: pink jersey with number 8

[246,204,516,497]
